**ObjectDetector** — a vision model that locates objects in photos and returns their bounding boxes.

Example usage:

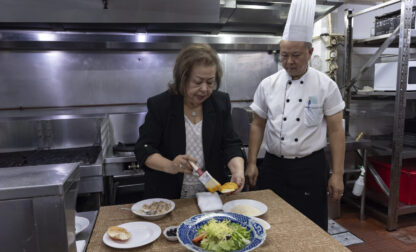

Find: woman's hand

[230,171,245,194]
[228,157,245,194]
[169,154,196,174]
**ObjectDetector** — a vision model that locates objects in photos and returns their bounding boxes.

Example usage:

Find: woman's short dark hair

[169,44,223,95]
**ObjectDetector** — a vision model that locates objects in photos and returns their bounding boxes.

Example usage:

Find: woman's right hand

[170,154,196,174]
[245,163,259,188]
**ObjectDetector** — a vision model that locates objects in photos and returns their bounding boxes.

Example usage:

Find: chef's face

[280,40,313,80]
[184,63,216,106]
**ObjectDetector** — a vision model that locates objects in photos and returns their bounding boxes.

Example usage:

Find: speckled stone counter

[87,189,350,252]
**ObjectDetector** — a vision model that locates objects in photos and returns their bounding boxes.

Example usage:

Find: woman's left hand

[228,157,245,194]
[230,172,245,194]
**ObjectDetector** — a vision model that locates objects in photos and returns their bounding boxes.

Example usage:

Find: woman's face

[184,64,216,106]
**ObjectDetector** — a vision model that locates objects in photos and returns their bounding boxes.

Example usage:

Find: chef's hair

[169,43,222,95]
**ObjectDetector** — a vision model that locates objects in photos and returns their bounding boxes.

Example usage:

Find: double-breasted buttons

[144,144,148,147]
[296,118,300,121]
[281,137,284,141]
[286,99,290,103]
[288,81,292,85]
[300,81,304,84]
[295,138,298,142]
[283,117,287,121]
[299,99,302,102]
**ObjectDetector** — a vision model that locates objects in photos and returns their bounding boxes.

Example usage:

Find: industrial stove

[101,113,147,205]
[103,142,145,205]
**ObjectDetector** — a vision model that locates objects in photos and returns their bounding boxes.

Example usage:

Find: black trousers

[258,149,329,231]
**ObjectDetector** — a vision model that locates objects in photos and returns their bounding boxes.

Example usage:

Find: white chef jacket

[250,67,345,159]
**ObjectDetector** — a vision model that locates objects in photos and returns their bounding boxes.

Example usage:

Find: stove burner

[113,143,135,157]
[113,143,135,152]
[0,146,101,168]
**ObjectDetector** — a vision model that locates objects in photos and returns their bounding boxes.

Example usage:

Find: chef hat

[282,0,316,43]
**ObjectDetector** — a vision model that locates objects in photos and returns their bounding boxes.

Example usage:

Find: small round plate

[251,217,271,230]
[103,221,161,249]
[223,199,268,217]
[75,216,90,235]
[131,198,175,220]
[163,226,178,242]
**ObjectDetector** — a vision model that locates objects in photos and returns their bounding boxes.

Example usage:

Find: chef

[245,0,345,231]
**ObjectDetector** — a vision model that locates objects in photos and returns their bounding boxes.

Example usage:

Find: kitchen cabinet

[343,0,416,231]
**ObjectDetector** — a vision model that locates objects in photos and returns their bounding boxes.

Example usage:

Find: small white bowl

[223,199,268,217]
[131,198,175,221]
[251,216,271,230]
[163,226,178,242]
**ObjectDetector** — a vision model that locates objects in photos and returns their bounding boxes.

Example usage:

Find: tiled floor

[335,203,416,252]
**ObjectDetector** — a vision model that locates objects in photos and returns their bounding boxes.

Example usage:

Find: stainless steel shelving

[343,0,416,231]
[354,91,416,99]
[372,140,416,159]
[353,29,416,47]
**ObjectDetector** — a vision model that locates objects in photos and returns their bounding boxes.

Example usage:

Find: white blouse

[250,67,345,158]
[180,116,206,198]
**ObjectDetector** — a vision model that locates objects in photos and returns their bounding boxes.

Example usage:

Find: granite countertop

[86,190,350,251]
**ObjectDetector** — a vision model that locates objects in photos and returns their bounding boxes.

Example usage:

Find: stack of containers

[367,157,416,205]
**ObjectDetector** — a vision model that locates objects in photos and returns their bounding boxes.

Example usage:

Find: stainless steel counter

[0,163,80,252]
[0,162,80,200]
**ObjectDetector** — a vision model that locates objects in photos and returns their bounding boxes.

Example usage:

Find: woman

[135,44,245,199]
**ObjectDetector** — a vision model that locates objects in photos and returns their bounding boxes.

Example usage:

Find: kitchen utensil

[188,161,221,193]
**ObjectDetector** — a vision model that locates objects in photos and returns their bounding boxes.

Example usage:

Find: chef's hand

[328,173,344,200]
[170,155,195,174]
[245,163,258,188]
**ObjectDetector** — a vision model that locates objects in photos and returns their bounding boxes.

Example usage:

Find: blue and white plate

[178,212,266,252]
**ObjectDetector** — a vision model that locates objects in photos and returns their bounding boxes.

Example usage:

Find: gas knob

[128,162,137,170]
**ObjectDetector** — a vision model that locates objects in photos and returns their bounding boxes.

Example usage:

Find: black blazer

[135,90,245,199]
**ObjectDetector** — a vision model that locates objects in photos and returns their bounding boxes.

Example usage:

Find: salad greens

[195,219,251,252]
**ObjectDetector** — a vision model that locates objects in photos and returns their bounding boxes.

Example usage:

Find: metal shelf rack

[343,0,416,231]
[353,91,416,99]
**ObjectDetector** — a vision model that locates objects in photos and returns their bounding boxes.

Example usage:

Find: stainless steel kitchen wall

[0,117,102,152]
[0,120,39,152]
[0,50,277,116]
[0,49,277,151]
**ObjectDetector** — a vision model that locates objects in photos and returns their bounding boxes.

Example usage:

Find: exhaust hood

[0,0,342,34]
[0,0,343,51]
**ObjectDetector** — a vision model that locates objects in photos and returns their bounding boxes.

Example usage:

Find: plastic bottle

[352,166,365,197]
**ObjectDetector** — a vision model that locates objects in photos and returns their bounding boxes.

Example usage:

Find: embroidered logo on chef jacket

[308,96,318,105]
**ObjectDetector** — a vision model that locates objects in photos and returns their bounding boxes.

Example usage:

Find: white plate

[103,221,161,249]
[251,216,271,230]
[131,198,175,220]
[222,199,268,217]
[75,216,90,235]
